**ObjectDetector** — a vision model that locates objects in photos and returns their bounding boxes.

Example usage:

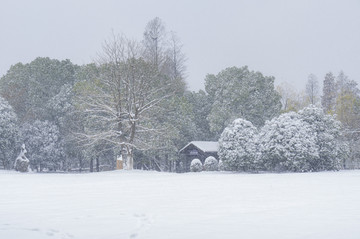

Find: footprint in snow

[130,213,153,238]
[130,233,138,238]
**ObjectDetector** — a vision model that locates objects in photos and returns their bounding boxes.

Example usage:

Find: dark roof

[179,141,219,154]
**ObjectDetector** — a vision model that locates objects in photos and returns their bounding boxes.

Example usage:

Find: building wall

[178,144,218,172]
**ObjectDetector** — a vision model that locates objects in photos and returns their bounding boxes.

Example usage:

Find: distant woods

[0,17,189,172]
[0,17,360,172]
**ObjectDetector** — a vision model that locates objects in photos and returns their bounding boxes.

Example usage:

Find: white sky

[0,0,359,91]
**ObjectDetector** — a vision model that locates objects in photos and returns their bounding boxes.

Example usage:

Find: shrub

[218,106,347,172]
[203,156,218,171]
[298,105,346,171]
[218,118,257,171]
[218,160,224,171]
[190,158,203,172]
[257,112,319,172]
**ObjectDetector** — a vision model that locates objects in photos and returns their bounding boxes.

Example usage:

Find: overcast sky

[1,0,359,91]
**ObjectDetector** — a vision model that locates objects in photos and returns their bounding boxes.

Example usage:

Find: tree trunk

[79,158,82,173]
[1,155,7,170]
[90,158,94,172]
[3,153,9,169]
[96,157,100,172]
[127,149,133,170]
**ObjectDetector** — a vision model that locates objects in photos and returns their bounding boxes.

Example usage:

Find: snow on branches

[257,112,319,172]
[0,96,18,169]
[219,106,348,172]
[190,158,203,172]
[219,118,258,171]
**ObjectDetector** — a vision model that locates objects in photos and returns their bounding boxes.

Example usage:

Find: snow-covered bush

[218,118,258,171]
[257,112,319,172]
[14,144,29,172]
[218,160,224,171]
[298,105,347,170]
[0,96,18,169]
[190,158,203,172]
[218,106,347,173]
[203,156,218,171]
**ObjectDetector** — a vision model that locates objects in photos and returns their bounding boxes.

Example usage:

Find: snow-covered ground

[1,170,360,239]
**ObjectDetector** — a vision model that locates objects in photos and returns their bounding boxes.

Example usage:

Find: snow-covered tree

[0,57,78,122]
[333,72,360,128]
[218,159,224,171]
[205,66,281,137]
[75,34,180,170]
[164,31,187,83]
[218,118,258,171]
[298,105,348,170]
[190,158,202,172]
[218,106,347,172]
[317,71,359,168]
[276,82,299,112]
[20,120,64,172]
[137,95,198,171]
[0,96,18,169]
[335,71,357,96]
[46,84,74,128]
[322,72,337,114]
[257,112,319,172]
[142,17,187,95]
[203,156,218,171]
[184,90,215,141]
[0,58,85,171]
[306,74,320,106]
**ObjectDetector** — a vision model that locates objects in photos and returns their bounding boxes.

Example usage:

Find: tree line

[277,71,360,169]
[0,17,359,172]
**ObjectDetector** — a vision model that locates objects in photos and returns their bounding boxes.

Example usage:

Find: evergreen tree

[321,72,336,113]
[134,95,198,171]
[334,71,360,128]
[305,74,320,105]
[298,106,347,170]
[332,71,360,168]
[20,120,64,172]
[218,118,258,171]
[257,112,319,172]
[205,66,281,137]
[0,96,18,169]
[0,57,79,123]
[185,90,215,140]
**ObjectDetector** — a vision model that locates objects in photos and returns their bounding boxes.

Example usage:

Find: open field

[1,170,360,239]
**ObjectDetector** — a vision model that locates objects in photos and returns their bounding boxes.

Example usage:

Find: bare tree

[276,82,298,112]
[143,18,187,95]
[143,17,166,69]
[166,31,186,80]
[306,74,319,105]
[75,34,173,169]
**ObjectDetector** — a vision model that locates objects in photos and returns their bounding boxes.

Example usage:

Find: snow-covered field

[1,170,360,239]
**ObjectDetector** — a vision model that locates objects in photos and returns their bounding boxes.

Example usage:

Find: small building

[178,141,219,172]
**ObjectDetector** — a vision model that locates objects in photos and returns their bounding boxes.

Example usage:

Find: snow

[1,170,360,239]
[180,141,218,153]
[219,118,257,171]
